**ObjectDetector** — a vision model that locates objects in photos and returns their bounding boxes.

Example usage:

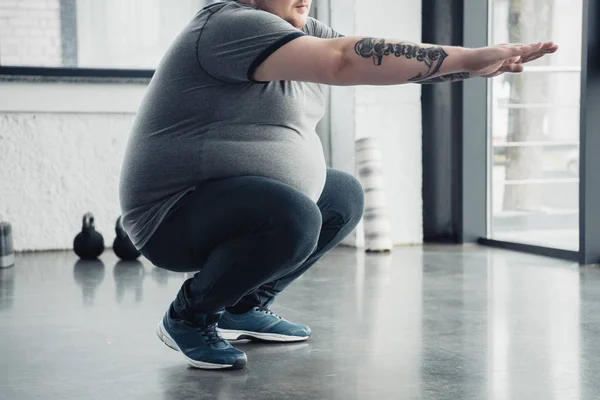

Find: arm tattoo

[417,72,471,84]
[354,38,449,82]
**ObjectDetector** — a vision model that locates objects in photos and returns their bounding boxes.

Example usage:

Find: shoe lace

[256,307,282,320]
[198,324,226,346]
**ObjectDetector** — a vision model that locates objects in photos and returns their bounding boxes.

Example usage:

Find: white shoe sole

[218,328,310,343]
[156,320,242,370]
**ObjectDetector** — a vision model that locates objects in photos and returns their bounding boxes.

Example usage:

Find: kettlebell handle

[82,212,96,230]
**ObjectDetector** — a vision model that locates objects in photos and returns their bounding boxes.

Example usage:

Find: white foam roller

[356,137,392,252]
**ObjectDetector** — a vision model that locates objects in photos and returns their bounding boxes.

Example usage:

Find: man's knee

[269,203,322,264]
[323,169,365,225]
[255,181,323,264]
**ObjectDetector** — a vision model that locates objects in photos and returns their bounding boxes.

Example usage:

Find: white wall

[0,83,146,252]
[331,0,423,246]
[1,0,424,252]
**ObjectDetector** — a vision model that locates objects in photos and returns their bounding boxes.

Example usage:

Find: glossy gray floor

[1,245,599,400]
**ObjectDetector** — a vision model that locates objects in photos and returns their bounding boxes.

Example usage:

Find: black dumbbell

[74,213,105,260]
[113,216,141,261]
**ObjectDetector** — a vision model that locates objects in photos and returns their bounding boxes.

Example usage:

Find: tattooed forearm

[417,72,471,84]
[354,38,449,81]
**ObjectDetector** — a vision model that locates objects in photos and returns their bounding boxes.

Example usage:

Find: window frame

[461,0,599,264]
[0,66,154,79]
[0,0,195,79]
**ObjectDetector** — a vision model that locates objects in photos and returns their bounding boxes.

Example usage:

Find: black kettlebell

[74,213,105,260]
[113,216,140,261]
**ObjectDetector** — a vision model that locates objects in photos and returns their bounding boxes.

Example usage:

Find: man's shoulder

[199,0,285,26]
[197,1,233,17]
[303,17,343,39]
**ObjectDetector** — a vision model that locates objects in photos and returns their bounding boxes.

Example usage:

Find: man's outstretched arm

[253,35,558,85]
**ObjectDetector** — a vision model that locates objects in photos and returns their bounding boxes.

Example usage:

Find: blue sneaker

[218,307,312,342]
[156,305,247,369]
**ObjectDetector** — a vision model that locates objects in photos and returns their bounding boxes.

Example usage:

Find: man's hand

[464,42,559,78]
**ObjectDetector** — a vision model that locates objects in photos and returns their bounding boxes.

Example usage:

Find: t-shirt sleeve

[198,7,307,83]
[303,17,345,39]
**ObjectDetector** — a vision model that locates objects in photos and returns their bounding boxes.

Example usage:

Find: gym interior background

[1,0,599,398]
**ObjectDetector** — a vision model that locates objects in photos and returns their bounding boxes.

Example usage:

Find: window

[487,0,583,250]
[0,0,215,73]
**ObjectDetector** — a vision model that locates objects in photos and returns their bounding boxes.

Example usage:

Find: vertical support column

[461,0,489,242]
[579,0,600,264]
[421,0,464,242]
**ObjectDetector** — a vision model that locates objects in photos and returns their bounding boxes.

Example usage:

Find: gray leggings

[140,168,364,321]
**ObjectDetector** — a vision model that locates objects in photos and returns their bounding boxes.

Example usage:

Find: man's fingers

[501,63,524,73]
[519,44,559,64]
[503,41,557,57]
[482,41,558,78]
[523,42,544,54]
[508,42,544,57]
[540,41,559,52]
[509,64,524,73]
[484,62,523,78]
[520,53,545,64]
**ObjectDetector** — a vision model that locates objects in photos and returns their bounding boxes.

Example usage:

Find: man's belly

[201,132,327,202]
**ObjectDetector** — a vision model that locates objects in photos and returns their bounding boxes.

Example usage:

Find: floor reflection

[73,260,106,306]
[485,254,581,400]
[113,260,146,303]
[0,266,15,311]
[151,267,171,287]
[160,365,249,400]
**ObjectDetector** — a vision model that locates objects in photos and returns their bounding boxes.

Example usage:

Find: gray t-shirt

[119,1,342,250]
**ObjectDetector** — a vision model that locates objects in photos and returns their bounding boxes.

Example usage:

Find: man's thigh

[141,176,316,272]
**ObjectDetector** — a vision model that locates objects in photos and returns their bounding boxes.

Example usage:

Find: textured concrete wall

[0,112,135,252]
